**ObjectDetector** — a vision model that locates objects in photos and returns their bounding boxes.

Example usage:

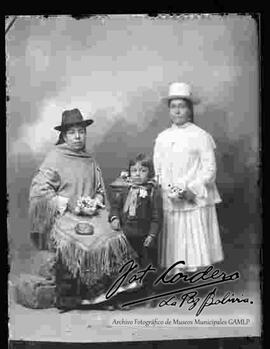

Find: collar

[129,181,154,191]
[55,143,92,158]
[171,122,192,130]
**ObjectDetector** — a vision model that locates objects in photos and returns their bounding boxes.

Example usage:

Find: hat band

[54,119,93,131]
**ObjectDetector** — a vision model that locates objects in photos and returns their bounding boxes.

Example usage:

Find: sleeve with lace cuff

[187,134,217,199]
[187,180,208,199]
[153,136,163,184]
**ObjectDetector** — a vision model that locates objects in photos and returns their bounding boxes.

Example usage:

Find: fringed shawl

[28,144,136,284]
[51,210,136,286]
[29,144,108,249]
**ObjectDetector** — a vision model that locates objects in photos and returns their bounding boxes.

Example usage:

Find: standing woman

[153,83,224,273]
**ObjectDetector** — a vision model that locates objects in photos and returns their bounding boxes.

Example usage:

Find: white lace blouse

[153,122,222,211]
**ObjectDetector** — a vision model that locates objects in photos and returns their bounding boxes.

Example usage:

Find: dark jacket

[109,181,162,239]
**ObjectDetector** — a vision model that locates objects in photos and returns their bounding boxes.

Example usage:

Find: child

[109,153,162,306]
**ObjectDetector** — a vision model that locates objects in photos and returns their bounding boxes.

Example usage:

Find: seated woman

[29,108,136,309]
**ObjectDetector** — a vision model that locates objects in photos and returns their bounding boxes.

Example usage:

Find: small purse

[75,222,94,235]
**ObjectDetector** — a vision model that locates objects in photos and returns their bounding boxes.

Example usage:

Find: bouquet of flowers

[167,184,185,200]
[74,196,101,216]
[120,170,133,183]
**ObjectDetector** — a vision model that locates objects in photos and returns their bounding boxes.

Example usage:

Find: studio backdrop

[7,14,260,311]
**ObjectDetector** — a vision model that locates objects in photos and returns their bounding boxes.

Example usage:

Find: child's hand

[111,218,121,231]
[144,235,154,248]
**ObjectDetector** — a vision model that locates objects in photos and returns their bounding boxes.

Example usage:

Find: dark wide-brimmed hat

[54,108,94,131]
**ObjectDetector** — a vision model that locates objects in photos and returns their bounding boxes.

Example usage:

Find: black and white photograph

[6,14,261,345]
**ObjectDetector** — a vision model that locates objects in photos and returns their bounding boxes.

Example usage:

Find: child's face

[130,162,149,185]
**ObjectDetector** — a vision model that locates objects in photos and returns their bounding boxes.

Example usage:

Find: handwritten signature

[158,287,252,316]
[105,259,252,315]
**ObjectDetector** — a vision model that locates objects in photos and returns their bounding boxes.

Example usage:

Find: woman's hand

[53,196,69,215]
[92,196,105,209]
[183,189,196,203]
[111,218,121,231]
[81,206,97,216]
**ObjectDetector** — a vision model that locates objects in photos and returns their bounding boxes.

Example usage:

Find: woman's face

[169,98,191,126]
[63,126,86,151]
[130,162,149,185]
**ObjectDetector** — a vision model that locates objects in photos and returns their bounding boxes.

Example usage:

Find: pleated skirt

[158,205,224,270]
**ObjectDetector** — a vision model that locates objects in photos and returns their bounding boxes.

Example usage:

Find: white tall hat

[164,82,200,104]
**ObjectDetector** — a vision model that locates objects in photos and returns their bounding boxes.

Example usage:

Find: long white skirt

[158,205,224,270]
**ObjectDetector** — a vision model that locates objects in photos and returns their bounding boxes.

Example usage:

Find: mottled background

[7,15,260,294]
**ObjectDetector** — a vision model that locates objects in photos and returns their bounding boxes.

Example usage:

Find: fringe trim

[51,228,135,286]
[29,197,58,246]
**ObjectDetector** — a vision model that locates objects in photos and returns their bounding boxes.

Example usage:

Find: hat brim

[54,119,94,131]
[162,95,200,105]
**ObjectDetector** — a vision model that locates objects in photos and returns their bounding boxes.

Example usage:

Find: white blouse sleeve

[187,133,217,199]
[153,135,163,184]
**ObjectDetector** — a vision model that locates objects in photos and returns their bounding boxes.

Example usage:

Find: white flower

[168,184,185,199]
[139,188,148,198]
[120,170,129,179]
[76,196,96,209]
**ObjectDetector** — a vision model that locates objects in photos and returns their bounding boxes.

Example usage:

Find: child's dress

[153,122,224,270]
